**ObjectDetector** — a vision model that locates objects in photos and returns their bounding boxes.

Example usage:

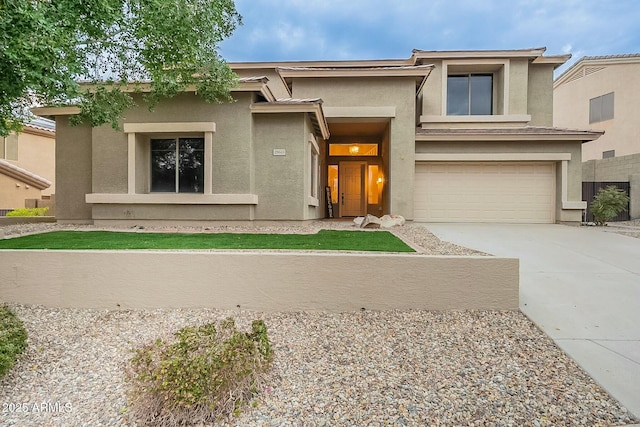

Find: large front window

[447,74,493,115]
[151,138,204,193]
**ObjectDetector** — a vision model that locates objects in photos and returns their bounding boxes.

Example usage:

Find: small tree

[1,0,242,136]
[590,185,630,225]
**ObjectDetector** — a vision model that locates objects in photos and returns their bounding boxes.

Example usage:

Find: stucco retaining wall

[0,251,518,311]
[0,216,56,226]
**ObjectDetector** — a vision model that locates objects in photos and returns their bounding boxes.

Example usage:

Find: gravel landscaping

[595,220,640,240]
[0,306,636,427]
[0,221,637,426]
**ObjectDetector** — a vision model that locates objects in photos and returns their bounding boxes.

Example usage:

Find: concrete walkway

[425,223,640,419]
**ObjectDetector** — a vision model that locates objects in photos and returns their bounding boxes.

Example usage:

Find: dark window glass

[178,138,204,193]
[601,92,614,121]
[589,92,614,123]
[470,75,493,115]
[151,139,177,192]
[447,76,470,115]
[150,138,204,193]
[447,74,493,115]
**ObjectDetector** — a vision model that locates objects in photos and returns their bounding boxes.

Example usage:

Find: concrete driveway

[425,223,640,419]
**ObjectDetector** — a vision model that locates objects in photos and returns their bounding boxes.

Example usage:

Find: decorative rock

[353,217,365,227]
[0,306,635,427]
[360,214,381,228]
[380,215,405,228]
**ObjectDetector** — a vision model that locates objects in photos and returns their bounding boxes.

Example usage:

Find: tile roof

[25,117,56,133]
[277,65,433,72]
[579,53,640,61]
[0,159,52,190]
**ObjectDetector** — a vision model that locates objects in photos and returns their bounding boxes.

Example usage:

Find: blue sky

[219,0,640,74]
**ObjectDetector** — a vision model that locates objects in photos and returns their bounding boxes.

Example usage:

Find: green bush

[6,207,49,217]
[590,186,630,225]
[0,306,28,378]
[126,318,273,426]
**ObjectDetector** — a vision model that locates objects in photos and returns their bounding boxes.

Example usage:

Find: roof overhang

[231,58,413,70]
[412,47,547,60]
[412,47,570,69]
[0,159,52,190]
[415,126,604,142]
[276,64,434,97]
[251,100,330,140]
[32,77,276,117]
[555,54,640,87]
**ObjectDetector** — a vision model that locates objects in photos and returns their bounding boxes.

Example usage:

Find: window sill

[419,114,531,128]
[86,193,258,205]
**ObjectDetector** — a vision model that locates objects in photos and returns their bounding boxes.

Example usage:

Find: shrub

[0,306,28,378]
[590,185,630,225]
[6,207,49,217]
[126,318,273,426]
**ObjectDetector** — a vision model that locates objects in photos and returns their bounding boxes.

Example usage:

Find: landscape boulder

[380,214,406,228]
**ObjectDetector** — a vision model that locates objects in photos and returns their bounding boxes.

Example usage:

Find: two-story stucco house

[36,47,600,225]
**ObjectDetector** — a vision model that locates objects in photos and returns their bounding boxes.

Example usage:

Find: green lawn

[0,230,414,252]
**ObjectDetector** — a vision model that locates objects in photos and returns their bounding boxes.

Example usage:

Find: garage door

[414,162,556,223]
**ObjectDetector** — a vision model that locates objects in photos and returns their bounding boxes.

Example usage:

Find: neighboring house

[554,54,640,219]
[35,47,600,225]
[0,118,55,212]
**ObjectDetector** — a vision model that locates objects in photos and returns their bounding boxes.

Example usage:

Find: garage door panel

[414,162,555,223]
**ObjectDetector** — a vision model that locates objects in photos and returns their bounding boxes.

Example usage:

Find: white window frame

[308,133,320,206]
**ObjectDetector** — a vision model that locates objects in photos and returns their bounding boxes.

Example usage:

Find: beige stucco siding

[291,77,417,218]
[508,59,529,116]
[122,92,254,195]
[421,60,443,116]
[0,174,43,208]
[92,125,127,194]
[55,117,92,221]
[92,204,253,222]
[15,131,56,196]
[253,113,306,220]
[554,61,640,161]
[527,64,554,127]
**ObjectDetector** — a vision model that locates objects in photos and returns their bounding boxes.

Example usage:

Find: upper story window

[0,134,18,161]
[447,74,493,115]
[589,92,614,123]
[150,137,204,193]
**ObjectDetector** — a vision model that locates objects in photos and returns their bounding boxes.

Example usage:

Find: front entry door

[339,161,366,217]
